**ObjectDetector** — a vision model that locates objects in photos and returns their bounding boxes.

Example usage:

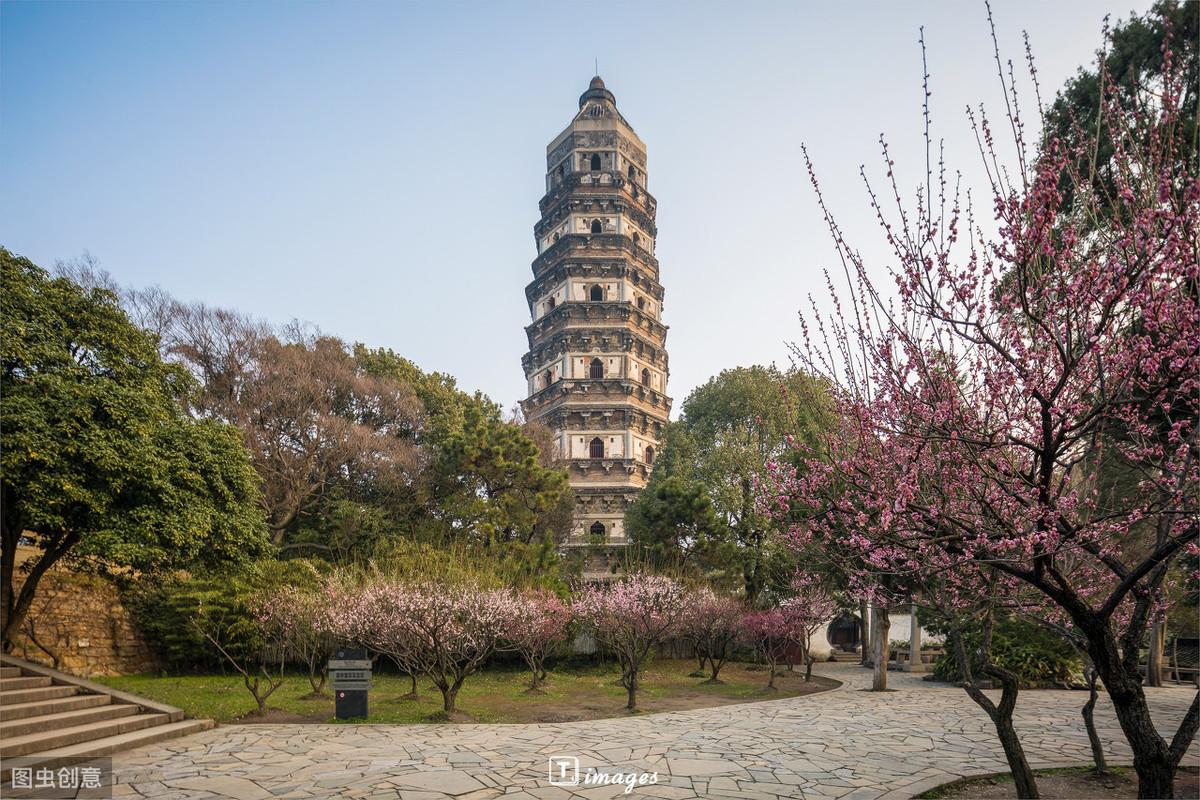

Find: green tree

[1,249,268,649]
[429,403,569,582]
[626,475,726,574]
[628,366,834,602]
[1045,0,1197,220]
[354,346,572,582]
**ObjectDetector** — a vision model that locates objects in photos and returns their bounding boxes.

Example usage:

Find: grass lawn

[101,658,839,725]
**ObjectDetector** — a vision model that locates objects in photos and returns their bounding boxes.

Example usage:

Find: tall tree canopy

[356,346,570,581]
[1,249,268,649]
[626,365,833,601]
[1045,0,1197,218]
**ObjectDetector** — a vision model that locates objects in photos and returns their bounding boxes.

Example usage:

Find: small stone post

[904,603,925,673]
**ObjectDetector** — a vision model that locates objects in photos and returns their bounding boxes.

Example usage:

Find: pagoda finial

[579,75,615,108]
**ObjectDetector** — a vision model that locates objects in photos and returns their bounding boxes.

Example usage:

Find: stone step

[0,694,111,722]
[0,676,52,692]
[0,703,138,739]
[0,685,77,706]
[0,712,169,757]
[0,667,21,679]
[0,719,216,781]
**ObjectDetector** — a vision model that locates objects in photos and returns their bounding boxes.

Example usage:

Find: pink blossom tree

[769,14,1197,798]
[328,580,427,699]
[403,583,516,716]
[740,608,796,691]
[504,589,572,693]
[319,577,516,713]
[573,575,687,710]
[678,587,743,684]
[273,585,335,697]
[783,576,839,681]
[191,587,298,716]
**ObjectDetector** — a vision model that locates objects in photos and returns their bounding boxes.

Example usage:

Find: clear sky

[1,0,1151,414]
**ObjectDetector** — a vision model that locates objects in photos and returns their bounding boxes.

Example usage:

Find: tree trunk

[805,653,814,682]
[307,661,327,695]
[1,513,16,652]
[624,669,638,710]
[872,606,890,691]
[859,600,870,665]
[988,686,1040,800]
[1146,619,1165,688]
[442,681,462,713]
[1082,666,1108,774]
[950,626,1040,799]
[1,527,77,652]
[1103,668,1190,799]
[1087,624,1199,799]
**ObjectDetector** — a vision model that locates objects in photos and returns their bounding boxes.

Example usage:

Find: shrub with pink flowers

[321,576,517,716]
[678,587,743,684]
[504,589,572,692]
[740,607,800,690]
[573,575,687,710]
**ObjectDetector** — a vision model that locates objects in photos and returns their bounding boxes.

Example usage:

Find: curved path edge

[107,661,1199,800]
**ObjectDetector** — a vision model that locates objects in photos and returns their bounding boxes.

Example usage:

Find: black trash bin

[329,648,371,719]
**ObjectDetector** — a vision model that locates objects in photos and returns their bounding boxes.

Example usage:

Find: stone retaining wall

[9,569,160,678]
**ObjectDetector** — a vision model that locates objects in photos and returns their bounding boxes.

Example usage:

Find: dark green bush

[126,559,321,673]
[929,616,1082,685]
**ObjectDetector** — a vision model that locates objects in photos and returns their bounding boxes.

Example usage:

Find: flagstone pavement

[108,661,1198,799]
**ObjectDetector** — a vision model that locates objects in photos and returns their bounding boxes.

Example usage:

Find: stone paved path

[109,662,1198,799]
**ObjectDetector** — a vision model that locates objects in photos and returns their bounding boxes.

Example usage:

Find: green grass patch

[100,659,838,725]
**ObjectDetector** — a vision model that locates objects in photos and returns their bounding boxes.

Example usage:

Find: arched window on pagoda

[644,446,655,465]
[590,358,604,379]
[590,153,602,171]
[641,368,650,387]
[590,521,606,537]
[589,284,604,301]
[591,219,603,234]
[589,437,605,459]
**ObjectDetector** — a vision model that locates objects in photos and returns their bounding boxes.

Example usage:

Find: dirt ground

[927,766,1200,799]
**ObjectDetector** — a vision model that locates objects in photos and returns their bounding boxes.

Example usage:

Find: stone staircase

[0,655,213,781]
[830,650,861,663]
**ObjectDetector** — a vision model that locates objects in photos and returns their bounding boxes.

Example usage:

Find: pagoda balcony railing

[522,337,669,371]
[563,456,654,479]
[532,234,658,276]
[524,299,667,345]
[525,263,664,305]
[539,171,657,216]
[522,377,671,413]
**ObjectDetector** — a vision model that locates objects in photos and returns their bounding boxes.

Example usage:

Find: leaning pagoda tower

[520,76,671,572]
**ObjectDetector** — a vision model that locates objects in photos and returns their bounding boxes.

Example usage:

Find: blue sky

[1,0,1151,413]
